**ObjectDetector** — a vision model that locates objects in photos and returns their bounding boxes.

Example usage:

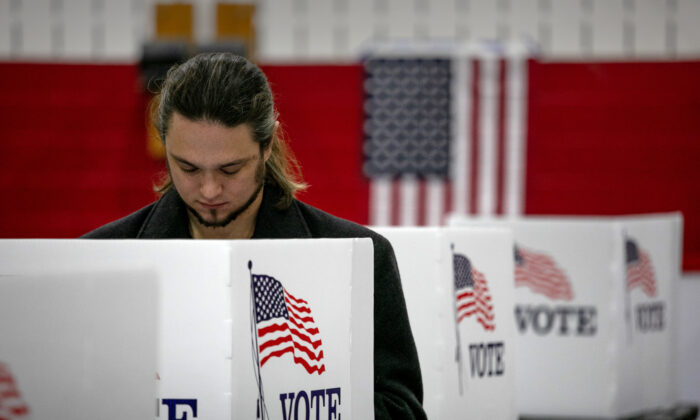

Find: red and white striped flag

[514,245,573,301]
[252,274,326,375]
[364,42,532,226]
[626,238,657,297]
[454,252,495,331]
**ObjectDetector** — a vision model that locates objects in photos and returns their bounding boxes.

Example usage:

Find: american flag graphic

[514,245,573,301]
[0,363,30,420]
[364,43,531,226]
[453,252,495,331]
[252,274,326,375]
[626,238,657,297]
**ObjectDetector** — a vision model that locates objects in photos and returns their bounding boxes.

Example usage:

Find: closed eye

[220,168,240,176]
[180,165,198,173]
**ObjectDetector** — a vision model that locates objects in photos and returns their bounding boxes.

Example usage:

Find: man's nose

[200,173,222,199]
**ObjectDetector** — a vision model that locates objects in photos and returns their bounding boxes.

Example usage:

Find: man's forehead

[165,113,259,165]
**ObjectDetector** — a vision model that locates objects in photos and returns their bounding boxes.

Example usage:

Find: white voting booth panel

[448,215,680,418]
[0,271,158,420]
[374,227,517,420]
[617,214,681,413]
[0,239,373,420]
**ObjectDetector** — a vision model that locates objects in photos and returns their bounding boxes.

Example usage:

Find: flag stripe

[285,292,309,307]
[514,272,572,293]
[469,59,481,215]
[417,178,427,226]
[260,344,294,366]
[426,177,442,225]
[495,58,507,215]
[258,321,288,336]
[400,175,418,226]
[371,176,391,226]
[457,303,494,319]
[286,301,311,315]
[505,55,528,216]
[478,55,499,216]
[259,331,293,353]
[260,333,324,362]
[391,178,401,226]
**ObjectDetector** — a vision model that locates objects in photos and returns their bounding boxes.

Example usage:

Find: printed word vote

[636,302,664,332]
[280,387,341,420]
[515,305,597,335]
[468,342,505,378]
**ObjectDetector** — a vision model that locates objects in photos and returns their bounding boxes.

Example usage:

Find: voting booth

[448,214,681,418]
[375,227,517,420]
[0,239,373,420]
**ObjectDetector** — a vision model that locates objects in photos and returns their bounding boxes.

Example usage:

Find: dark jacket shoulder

[81,189,191,239]
[297,200,388,242]
[81,203,155,238]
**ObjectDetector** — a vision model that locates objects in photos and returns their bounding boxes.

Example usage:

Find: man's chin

[187,206,236,229]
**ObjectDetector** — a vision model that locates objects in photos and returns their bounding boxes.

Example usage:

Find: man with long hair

[83,53,426,419]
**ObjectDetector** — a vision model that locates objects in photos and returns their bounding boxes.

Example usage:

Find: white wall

[0,0,699,61]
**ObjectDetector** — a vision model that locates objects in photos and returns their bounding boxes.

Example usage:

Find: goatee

[183,157,265,229]
[185,180,264,228]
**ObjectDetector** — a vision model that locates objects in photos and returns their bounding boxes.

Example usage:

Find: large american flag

[0,363,30,420]
[625,238,657,297]
[514,245,573,301]
[453,252,495,331]
[364,42,531,226]
[252,274,326,375]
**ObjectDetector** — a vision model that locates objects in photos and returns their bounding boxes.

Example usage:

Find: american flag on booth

[514,245,573,301]
[625,238,657,297]
[453,251,495,331]
[0,363,30,420]
[363,42,532,226]
[252,273,326,375]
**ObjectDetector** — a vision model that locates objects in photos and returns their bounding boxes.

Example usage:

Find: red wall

[0,63,163,237]
[261,65,369,225]
[0,61,698,270]
[526,60,700,270]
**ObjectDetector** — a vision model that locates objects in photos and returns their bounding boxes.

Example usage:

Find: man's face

[165,113,270,228]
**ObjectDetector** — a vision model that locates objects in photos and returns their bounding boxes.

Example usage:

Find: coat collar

[138,188,191,238]
[252,184,312,239]
[138,185,312,239]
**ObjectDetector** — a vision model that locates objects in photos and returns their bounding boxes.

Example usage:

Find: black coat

[83,186,427,420]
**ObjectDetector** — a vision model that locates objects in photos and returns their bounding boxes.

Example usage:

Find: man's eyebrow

[170,155,196,167]
[170,154,254,168]
[219,156,255,168]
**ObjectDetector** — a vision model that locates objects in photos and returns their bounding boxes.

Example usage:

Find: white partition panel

[617,214,681,412]
[375,227,517,420]
[448,214,680,418]
[229,239,374,420]
[0,270,158,420]
[0,238,373,420]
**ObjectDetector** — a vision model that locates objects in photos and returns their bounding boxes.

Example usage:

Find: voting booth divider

[375,227,518,420]
[448,213,681,418]
[0,239,373,420]
[0,270,158,420]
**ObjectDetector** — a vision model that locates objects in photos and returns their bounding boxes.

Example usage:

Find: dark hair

[153,52,306,209]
